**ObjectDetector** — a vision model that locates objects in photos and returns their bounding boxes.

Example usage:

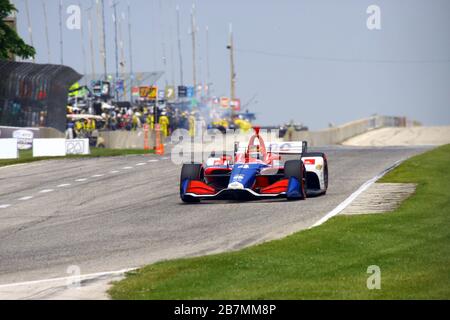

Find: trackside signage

[0,138,18,159]
[33,139,67,157]
[33,139,91,157]
[66,139,90,155]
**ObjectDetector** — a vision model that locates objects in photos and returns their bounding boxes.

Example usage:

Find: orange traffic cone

[154,124,165,155]
[156,141,165,155]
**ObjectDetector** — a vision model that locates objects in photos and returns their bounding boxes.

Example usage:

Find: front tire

[284,160,307,200]
[302,152,328,195]
[180,163,204,203]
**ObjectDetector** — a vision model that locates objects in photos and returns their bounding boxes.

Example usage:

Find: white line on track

[122,167,133,170]
[57,184,71,188]
[39,189,54,194]
[0,204,11,209]
[147,159,159,163]
[75,179,88,182]
[0,268,137,289]
[18,196,33,201]
[310,159,405,228]
[110,170,119,174]
[91,174,105,178]
[135,163,146,166]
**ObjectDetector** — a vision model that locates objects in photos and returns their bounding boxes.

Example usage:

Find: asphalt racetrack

[0,146,430,298]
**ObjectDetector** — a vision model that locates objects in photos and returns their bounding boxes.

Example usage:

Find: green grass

[109,145,450,300]
[0,148,155,168]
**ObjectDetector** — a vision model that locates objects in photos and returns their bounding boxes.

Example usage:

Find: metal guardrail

[0,60,82,132]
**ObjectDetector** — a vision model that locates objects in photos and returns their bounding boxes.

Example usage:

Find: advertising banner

[187,87,195,98]
[231,99,241,112]
[220,97,230,108]
[158,89,165,100]
[33,139,66,157]
[0,126,39,150]
[178,86,187,98]
[165,86,176,101]
[132,87,140,97]
[65,139,90,155]
[0,139,18,159]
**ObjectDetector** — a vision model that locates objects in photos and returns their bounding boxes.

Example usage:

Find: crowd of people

[66,100,254,141]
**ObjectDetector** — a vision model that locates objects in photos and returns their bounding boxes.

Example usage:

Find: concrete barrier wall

[0,126,64,139]
[37,127,65,139]
[285,116,408,146]
[99,130,155,150]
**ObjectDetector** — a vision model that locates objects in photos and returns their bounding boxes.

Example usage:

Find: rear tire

[180,163,204,203]
[284,160,307,200]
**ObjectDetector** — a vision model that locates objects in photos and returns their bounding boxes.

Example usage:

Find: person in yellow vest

[132,113,140,131]
[146,113,155,130]
[220,118,229,129]
[85,119,96,133]
[189,113,196,137]
[234,118,252,133]
[74,120,83,137]
[240,119,252,133]
[159,113,170,138]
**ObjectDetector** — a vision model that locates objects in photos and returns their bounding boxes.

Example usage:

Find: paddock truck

[179,128,328,203]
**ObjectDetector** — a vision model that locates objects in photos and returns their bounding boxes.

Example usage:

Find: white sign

[0,139,18,159]
[66,139,90,155]
[33,139,67,157]
[12,129,34,150]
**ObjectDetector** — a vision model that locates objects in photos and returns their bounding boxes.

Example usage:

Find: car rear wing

[268,141,308,155]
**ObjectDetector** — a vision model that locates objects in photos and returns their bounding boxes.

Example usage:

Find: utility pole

[119,12,127,100]
[159,0,168,87]
[24,0,34,62]
[190,4,197,92]
[42,0,51,63]
[169,2,175,86]
[97,0,108,80]
[206,25,210,97]
[176,5,184,85]
[87,2,96,79]
[59,0,64,65]
[227,23,236,102]
[79,1,88,82]
[111,1,120,100]
[127,1,134,100]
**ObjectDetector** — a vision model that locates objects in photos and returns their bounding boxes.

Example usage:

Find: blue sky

[11,0,450,129]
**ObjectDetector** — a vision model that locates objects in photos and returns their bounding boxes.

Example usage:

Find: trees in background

[0,0,35,60]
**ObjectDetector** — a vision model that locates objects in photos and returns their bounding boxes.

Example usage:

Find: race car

[179,128,328,203]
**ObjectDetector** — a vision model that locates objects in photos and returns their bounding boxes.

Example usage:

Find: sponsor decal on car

[304,159,316,165]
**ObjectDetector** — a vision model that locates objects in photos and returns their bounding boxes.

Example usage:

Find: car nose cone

[228,182,245,190]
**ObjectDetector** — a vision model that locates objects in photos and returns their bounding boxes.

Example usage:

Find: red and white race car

[180,128,328,203]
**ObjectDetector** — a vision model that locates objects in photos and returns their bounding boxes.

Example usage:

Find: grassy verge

[109,145,450,300]
[0,148,155,168]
